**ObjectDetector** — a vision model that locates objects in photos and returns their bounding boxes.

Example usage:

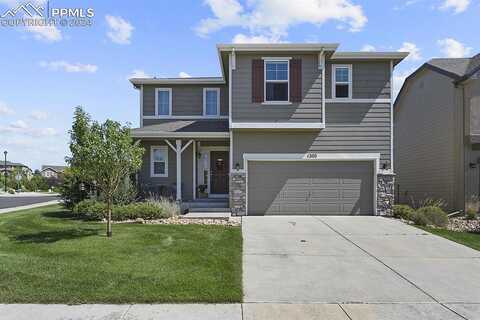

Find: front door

[210,151,229,194]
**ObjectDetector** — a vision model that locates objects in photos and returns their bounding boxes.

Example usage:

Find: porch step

[187,207,232,213]
[184,200,229,209]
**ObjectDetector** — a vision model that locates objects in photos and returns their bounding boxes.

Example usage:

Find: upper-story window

[155,88,172,116]
[203,88,220,116]
[332,64,352,99]
[265,60,289,102]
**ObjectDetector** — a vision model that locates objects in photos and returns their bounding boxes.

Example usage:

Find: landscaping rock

[111,216,241,227]
[448,218,480,233]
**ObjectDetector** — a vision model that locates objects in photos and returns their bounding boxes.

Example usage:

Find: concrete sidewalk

[0,199,60,214]
[1,303,479,319]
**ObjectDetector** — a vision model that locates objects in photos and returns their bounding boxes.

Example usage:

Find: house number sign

[304,153,319,159]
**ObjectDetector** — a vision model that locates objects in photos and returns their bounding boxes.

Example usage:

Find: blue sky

[0,0,478,170]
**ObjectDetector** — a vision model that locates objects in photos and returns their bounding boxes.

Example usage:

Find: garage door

[247,161,374,215]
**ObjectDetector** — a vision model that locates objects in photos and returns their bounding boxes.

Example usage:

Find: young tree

[67,107,144,237]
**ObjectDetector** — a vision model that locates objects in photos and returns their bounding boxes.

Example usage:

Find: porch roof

[131,120,229,139]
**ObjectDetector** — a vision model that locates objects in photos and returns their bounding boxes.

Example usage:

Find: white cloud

[393,68,415,100]
[105,15,133,45]
[0,102,15,115]
[232,33,283,43]
[398,42,421,61]
[10,120,28,129]
[0,120,57,137]
[178,72,191,78]
[439,0,470,13]
[29,110,48,120]
[361,44,376,52]
[39,60,98,73]
[437,38,472,58]
[128,69,151,79]
[24,22,62,42]
[195,0,367,41]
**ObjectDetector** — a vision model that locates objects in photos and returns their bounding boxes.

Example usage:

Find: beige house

[40,165,67,179]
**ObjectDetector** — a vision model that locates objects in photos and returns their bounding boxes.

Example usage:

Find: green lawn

[421,226,480,251]
[0,205,242,304]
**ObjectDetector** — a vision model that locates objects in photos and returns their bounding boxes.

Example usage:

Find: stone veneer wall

[229,170,395,216]
[377,172,395,216]
[229,171,246,216]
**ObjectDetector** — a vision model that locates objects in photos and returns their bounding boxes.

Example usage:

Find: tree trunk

[107,198,112,238]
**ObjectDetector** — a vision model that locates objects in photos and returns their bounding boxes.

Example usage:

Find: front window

[204,88,219,116]
[333,65,352,99]
[265,60,289,102]
[156,88,171,116]
[151,146,168,177]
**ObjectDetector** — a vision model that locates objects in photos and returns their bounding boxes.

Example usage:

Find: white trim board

[203,87,221,117]
[243,152,380,216]
[331,64,353,100]
[143,115,228,120]
[150,145,168,178]
[230,122,325,129]
[390,60,394,172]
[264,59,290,104]
[199,146,230,196]
[325,98,391,104]
[154,88,172,117]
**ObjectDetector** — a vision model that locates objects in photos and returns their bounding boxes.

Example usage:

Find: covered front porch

[131,120,231,204]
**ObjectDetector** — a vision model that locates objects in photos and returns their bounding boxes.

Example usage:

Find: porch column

[176,140,182,201]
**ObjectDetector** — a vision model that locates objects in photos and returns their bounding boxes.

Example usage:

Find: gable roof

[427,53,480,82]
[394,53,480,109]
[0,161,28,168]
[41,165,67,173]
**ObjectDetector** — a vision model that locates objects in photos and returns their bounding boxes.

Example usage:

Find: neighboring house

[394,54,480,211]
[130,43,407,216]
[40,165,67,179]
[0,161,32,179]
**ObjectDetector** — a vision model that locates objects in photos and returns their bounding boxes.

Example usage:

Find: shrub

[416,206,448,227]
[59,168,90,209]
[410,197,447,210]
[465,208,477,220]
[72,199,107,220]
[411,211,429,226]
[72,198,179,221]
[393,204,414,220]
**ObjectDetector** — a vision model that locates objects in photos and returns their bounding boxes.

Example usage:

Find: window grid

[155,88,172,117]
[332,64,352,99]
[150,146,168,177]
[264,60,289,102]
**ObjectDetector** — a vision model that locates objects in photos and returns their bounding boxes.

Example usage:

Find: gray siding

[233,102,391,169]
[464,80,480,210]
[232,53,323,123]
[325,60,391,99]
[466,80,480,135]
[142,84,228,118]
[138,140,194,201]
[394,69,457,209]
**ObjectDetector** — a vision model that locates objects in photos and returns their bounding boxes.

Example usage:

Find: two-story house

[394,54,480,212]
[40,165,67,179]
[130,43,407,216]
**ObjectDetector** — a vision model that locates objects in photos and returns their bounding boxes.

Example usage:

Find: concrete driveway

[243,216,480,319]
